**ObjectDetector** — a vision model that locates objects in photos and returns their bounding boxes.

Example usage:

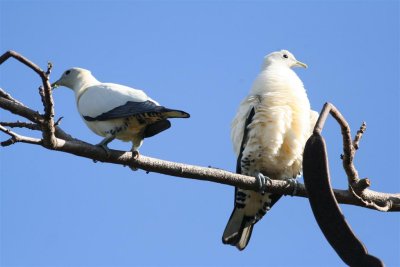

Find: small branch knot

[352,178,371,192]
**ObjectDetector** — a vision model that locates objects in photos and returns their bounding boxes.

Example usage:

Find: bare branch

[0,90,76,141]
[0,50,44,77]
[1,52,399,213]
[0,50,56,148]
[0,96,43,124]
[311,102,400,212]
[0,124,42,146]
[0,121,41,131]
[4,129,399,211]
[0,87,24,106]
[314,103,362,187]
[349,186,393,212]
[55,116,63,126]
[353,122,366,150]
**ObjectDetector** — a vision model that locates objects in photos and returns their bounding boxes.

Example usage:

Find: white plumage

[223,50,318,250]
[52,68,190,151]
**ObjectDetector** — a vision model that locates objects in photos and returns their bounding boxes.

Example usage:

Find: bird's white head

[52,67,97,92]
[262,50,307,70]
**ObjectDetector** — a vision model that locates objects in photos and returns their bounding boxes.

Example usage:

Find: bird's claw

[256,172,271,194]
[94,135,115,160]
[95,143,111,158]
[129,149,140,171]
[131,150,139,159]
[288,178,298,196]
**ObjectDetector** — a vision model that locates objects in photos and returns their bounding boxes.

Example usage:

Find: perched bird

[222,50,318,250]
[52,68,190,152]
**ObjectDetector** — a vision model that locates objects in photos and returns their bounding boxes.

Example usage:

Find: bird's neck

[250,66,304,95]
[73,75,100,100]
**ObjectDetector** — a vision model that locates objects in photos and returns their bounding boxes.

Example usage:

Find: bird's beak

[295,60,308,69]
[51,80,60,90]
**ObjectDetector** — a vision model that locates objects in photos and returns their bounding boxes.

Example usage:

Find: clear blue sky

[0,1,399,266]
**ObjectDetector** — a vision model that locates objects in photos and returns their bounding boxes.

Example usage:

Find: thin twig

[0,121,41,131]
[314,103,360,186]
[0,87,24,106]
[0,50,44,77]
[0,97,43,124]
[55,116,63,126]
[0,50,57,148]
[0,124,42,146]
[312,103,398,212]
[0,94,74,141]
[353,122,366,150]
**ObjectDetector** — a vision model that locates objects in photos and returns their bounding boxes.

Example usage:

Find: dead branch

[0,121,41,131]
[1,50,399,212]
[0,124,42,146]
[353,122,366,150]
[313,102,396,211]
[0,51,56,148]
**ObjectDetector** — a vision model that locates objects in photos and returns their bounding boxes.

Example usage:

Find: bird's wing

[78,83,189,121]
[231,96,260,156]
[78,83,152,118]
[83,100,166,121]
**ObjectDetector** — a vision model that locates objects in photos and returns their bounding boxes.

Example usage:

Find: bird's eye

[283,54,288,59]
[65,70,71,75]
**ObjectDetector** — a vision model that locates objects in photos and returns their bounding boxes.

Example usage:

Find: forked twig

[313,102,395,211]
[0,124,42,146]
[0,50,56,148]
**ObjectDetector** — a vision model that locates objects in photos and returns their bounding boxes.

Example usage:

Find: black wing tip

[222,222,246,249]
[222,235,248,251]
[222,235,239,246]
[236,244,247,251]
[163,108,190,118]
[181,111,190,118]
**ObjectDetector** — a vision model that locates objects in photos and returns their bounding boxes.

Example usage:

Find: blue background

[1,1,399,266]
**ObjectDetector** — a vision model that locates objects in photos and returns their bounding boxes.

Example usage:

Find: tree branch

[0,95,73,141]
[0,121,41,131]
[313,102,395,211]
[0,124,42,146]
[0,51,56,148]
[1,51,399,212]
[353,122,366,150]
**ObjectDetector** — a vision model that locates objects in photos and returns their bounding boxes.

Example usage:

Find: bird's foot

[129,149,140,171]
[256,172,271,194]
[131,150,139,158]
[288,178,298,196]
[95,142,111,158]
[94,135,115,159]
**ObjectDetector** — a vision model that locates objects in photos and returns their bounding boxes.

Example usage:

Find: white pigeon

[222,50,318,250]
[52,68,190,152]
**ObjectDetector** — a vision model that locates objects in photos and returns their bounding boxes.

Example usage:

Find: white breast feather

[231,65,316,179]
